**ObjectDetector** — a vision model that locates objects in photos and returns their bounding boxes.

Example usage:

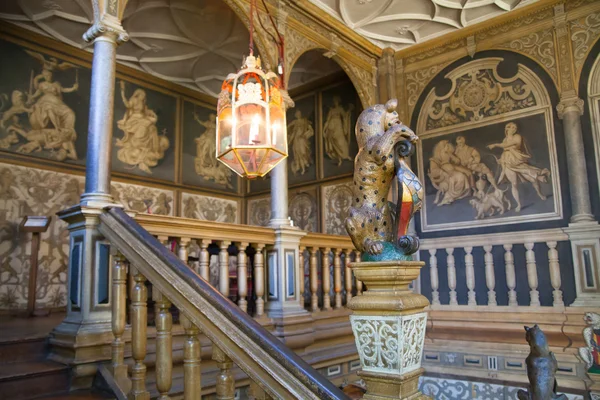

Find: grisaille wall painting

[321,82,359,178]
[247,196,271,227]
[416,58,562,232]
[287,94,317,185]
[322,180,353,235]
[111,80,176,181]
[289,188,318,232]
[249,78,362,194]
[181,192,238,224]
[181,100,238,192]
[0,39,90,165]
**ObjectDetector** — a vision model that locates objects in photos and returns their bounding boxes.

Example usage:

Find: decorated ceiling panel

[309,0,538,50]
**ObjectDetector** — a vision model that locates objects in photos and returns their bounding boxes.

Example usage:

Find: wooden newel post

[20,216,51,317]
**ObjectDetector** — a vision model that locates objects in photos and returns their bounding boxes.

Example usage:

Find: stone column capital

[84,0,129,44]
[557,96,585,119]
[83,19,129,44]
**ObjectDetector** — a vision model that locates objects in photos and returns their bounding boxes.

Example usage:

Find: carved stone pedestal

[348,260,430,400]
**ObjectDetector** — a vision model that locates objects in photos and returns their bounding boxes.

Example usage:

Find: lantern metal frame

[216,55,288,179]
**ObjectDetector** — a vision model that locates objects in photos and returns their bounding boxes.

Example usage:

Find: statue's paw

[365,240,384,255]
[517,389,529,400]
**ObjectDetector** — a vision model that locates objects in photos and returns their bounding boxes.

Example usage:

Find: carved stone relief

[181,192,238,224]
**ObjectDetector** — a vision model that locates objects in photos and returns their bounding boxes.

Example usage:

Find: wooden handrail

[99,208,348,400]
[300,232,354,249]
[135,213,276,245]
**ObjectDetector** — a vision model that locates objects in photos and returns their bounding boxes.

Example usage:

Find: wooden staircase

[0,314,112,400]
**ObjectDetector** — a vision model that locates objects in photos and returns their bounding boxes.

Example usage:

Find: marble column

[557,97,595,223]
[50,1,129,388]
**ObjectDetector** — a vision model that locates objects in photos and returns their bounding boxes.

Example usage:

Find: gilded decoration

[406,64,447,116]
[247,196,271,227]
[475,9,554,41]
[0,162,81,310]
[417,57,562,232]
[110,182,174,216]
[181,192,238,224]
[570,12,600,81]
[496,29,557,81]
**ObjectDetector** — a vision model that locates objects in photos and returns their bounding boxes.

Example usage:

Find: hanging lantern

[216,55,287,179]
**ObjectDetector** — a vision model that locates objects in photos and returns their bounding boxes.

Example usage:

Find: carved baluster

[254,244,265,317]
[355,252,363,295]
[237,242,249,312]
[321,247,332,310]
[299,246,306,307]
[464,247,476,306]
[333,249,343,309]
[158,235,170,250]
[213,347,235,400]
[199,239,210,282]
[180,314,201,400]
[483,245,497,306]
[309,247,319,312]
[344,249,353,304]
[130,270,150,400]
[219,241,231,296]
[153,290,173,400]
[525,242,540,306]
[111,253,129,389]
[504,244,518,306]
[547,241,564,307]
[178,237,191,265]
[429,249,440,306]
[446,248,458,306]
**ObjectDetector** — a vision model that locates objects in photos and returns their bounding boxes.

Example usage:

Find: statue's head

[355,99,401,148]
[42,69,53,81]
[524,324,549,355]
[505,122,517,136]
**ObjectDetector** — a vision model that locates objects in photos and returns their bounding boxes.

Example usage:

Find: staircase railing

[99,207,348,400]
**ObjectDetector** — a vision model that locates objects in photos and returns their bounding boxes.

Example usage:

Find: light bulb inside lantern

[249,114,260,144]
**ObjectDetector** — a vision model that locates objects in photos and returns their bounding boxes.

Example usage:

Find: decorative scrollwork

[570,13,600,77]
[497,29,557,80]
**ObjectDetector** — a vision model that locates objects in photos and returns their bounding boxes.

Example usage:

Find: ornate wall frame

[587,53,600,202]
[416,58,563,232]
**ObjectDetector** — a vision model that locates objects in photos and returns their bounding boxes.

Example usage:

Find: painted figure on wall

[428,140,471,206]
[193,112,232,188]
[323,96,354,166]
[116,81,169,174]
[0,50,79,161]
[455,135,499,190]
[287,110,314,175]
[487,122,550,212]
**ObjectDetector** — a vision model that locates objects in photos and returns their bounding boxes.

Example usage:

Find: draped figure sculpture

[287,109,314,175]
[323,96,354,166]
[116,81,169,174]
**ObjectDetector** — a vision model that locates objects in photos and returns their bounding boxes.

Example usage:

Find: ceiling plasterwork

[309,0,539,50]
[0,0,253,98]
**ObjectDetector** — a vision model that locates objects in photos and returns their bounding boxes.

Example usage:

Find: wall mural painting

[182,192,238,224]
[181,100,237,192]
[247,196,271,227]
[0,39,90,165]
[0,162,83,310]
[416,58,562,232]
[322,181,353,235]
[110,181,174,216]
[112,80,176,181]
[321,82,359,178]
[289,189,317,232]
[287,94,317,185]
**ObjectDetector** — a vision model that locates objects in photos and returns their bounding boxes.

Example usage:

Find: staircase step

[0,337,48,363]
[0,360,70,400]
[36,389,115,399]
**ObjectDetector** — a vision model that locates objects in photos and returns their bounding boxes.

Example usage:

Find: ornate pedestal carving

[348,260,431,400]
